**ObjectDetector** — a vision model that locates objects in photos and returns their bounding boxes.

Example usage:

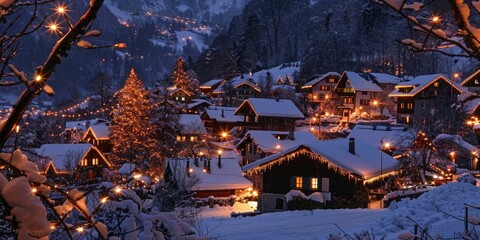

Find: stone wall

[258,193,286,212]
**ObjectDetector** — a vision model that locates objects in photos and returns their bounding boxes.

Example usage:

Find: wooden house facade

[234,98,305,132]
[243,138,398,211]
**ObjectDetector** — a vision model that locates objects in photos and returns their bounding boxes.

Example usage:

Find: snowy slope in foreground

[376,182,480,238]
[202,183,480,239]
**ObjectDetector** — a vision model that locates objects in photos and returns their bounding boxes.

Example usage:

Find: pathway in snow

[203,209,384,239]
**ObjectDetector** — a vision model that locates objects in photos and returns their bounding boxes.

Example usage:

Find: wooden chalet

[200,106,243,139]
[178,114,207,142]
[200,79,223,97]
[364,73,402,114]
[83,125,112,154]
[334,71,383,123]
[389,74,463,125]
[38,143,112,182]
[213,77,262,105]
[461,69,480,94]
[234,98,305,132]
[301,72,341,108]
[169,87,194,104]
[235,130,317,166]
[243,138,398,211]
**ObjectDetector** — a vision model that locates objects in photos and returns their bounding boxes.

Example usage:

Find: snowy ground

[200,183,480,239]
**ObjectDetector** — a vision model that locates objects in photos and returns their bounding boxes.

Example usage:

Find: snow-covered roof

[167,152,252,191]
[200,79,223,88]
[65,118,109,131]
[369,73,401,84]
[243,138,399,181]
[347,125,415,150]
[461,69,480,86]
[236,130,318,153]
[463,98,480,115]
[213,78,261,94]
[302,72,341,88]
[85,125,110,140]
[179,114,207,134]
[234,98,305,119]
[187,99,211,110]
[37,143,110,172]
[203,106,243,123]
[118,163,136,175]
[343,71,382,92]
[435,134,480,153]
[168,87,193,96]
[389,74,465,97]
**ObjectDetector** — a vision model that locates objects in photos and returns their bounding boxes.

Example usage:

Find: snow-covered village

[5,0,480,239]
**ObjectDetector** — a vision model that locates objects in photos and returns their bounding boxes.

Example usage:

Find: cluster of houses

[29,63,480,211]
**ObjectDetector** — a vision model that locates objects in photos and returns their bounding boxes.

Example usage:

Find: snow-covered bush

[457,173,477,185]
[285,190,324,211]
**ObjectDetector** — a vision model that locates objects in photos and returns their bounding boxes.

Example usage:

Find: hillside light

[276,145,281,151]
[114,187,122,194]
[372,100,379,106]
[221,132,228,138]
[57,6,66,14]
[101,197,108,203]
[35,75,42,81]
[77,227,84,233]
[432,16,440,23]
[453,73,460,79]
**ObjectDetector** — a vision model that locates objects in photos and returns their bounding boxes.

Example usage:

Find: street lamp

[472,151,477,173]
[380,137,391,193]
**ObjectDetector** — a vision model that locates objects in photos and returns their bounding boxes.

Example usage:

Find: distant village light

[35,75,42,81]
[114,187,122,194]
[101,197,108,203]
[276,144,281,150]
[133,174,142,179]
[221,132,228,138]
[57,6,66,14]
[432,16,440,23]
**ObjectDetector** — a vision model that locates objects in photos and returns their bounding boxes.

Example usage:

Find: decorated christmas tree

[110,69,157,167]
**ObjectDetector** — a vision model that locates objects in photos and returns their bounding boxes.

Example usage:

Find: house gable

[461,69,480,87]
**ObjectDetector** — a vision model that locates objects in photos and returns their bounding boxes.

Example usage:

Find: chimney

[221,109,225,118]
[186,159,190,175]
[288,131,295,140]
[348,138,355,155]
[386,125,391,131]
[207,159,211,173]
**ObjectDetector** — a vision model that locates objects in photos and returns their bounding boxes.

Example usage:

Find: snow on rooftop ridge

[204,107,243,123]
[201,79,223,87]
[369,72,401,84]
[236,130,318,153]
[391,74,466,97]
[303,72,341,87]
[118,163,136,175]
[243,138,398,180]
[344,71,382,92]
[88,125,110,140]
[434,134,480,153]
[347,125,415,150]
[237,98,304,119]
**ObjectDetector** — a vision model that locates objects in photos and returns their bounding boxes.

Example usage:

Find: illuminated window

[295,177,303,188]
[92,158,99,165]
[181,97,185,101]
[190,136,197,142]
[311,178,318,189]
[434,82,439,87]
[176,136,181,141]
[407,103,413,109]
[328,78,335,83]
[400,103,405,109]
[80,159,87,166]
[182,136,186,141]
[420,118,427,125]
[175,96,179,101]
[406,116,411,124]
[434,90,438,96]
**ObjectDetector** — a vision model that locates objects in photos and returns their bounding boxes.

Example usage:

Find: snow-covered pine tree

[110,69,157,168]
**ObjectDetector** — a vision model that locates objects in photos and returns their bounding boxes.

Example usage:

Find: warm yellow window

[176,136,181,141]
[311,178,318,189]
[92,158,99,165]
[295,177,303,188]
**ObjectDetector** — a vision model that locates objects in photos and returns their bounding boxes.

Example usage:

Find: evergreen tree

[172,57,199,93]
[110,69,158,168]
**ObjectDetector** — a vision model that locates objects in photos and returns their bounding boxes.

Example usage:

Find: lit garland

[244,147,398,184]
